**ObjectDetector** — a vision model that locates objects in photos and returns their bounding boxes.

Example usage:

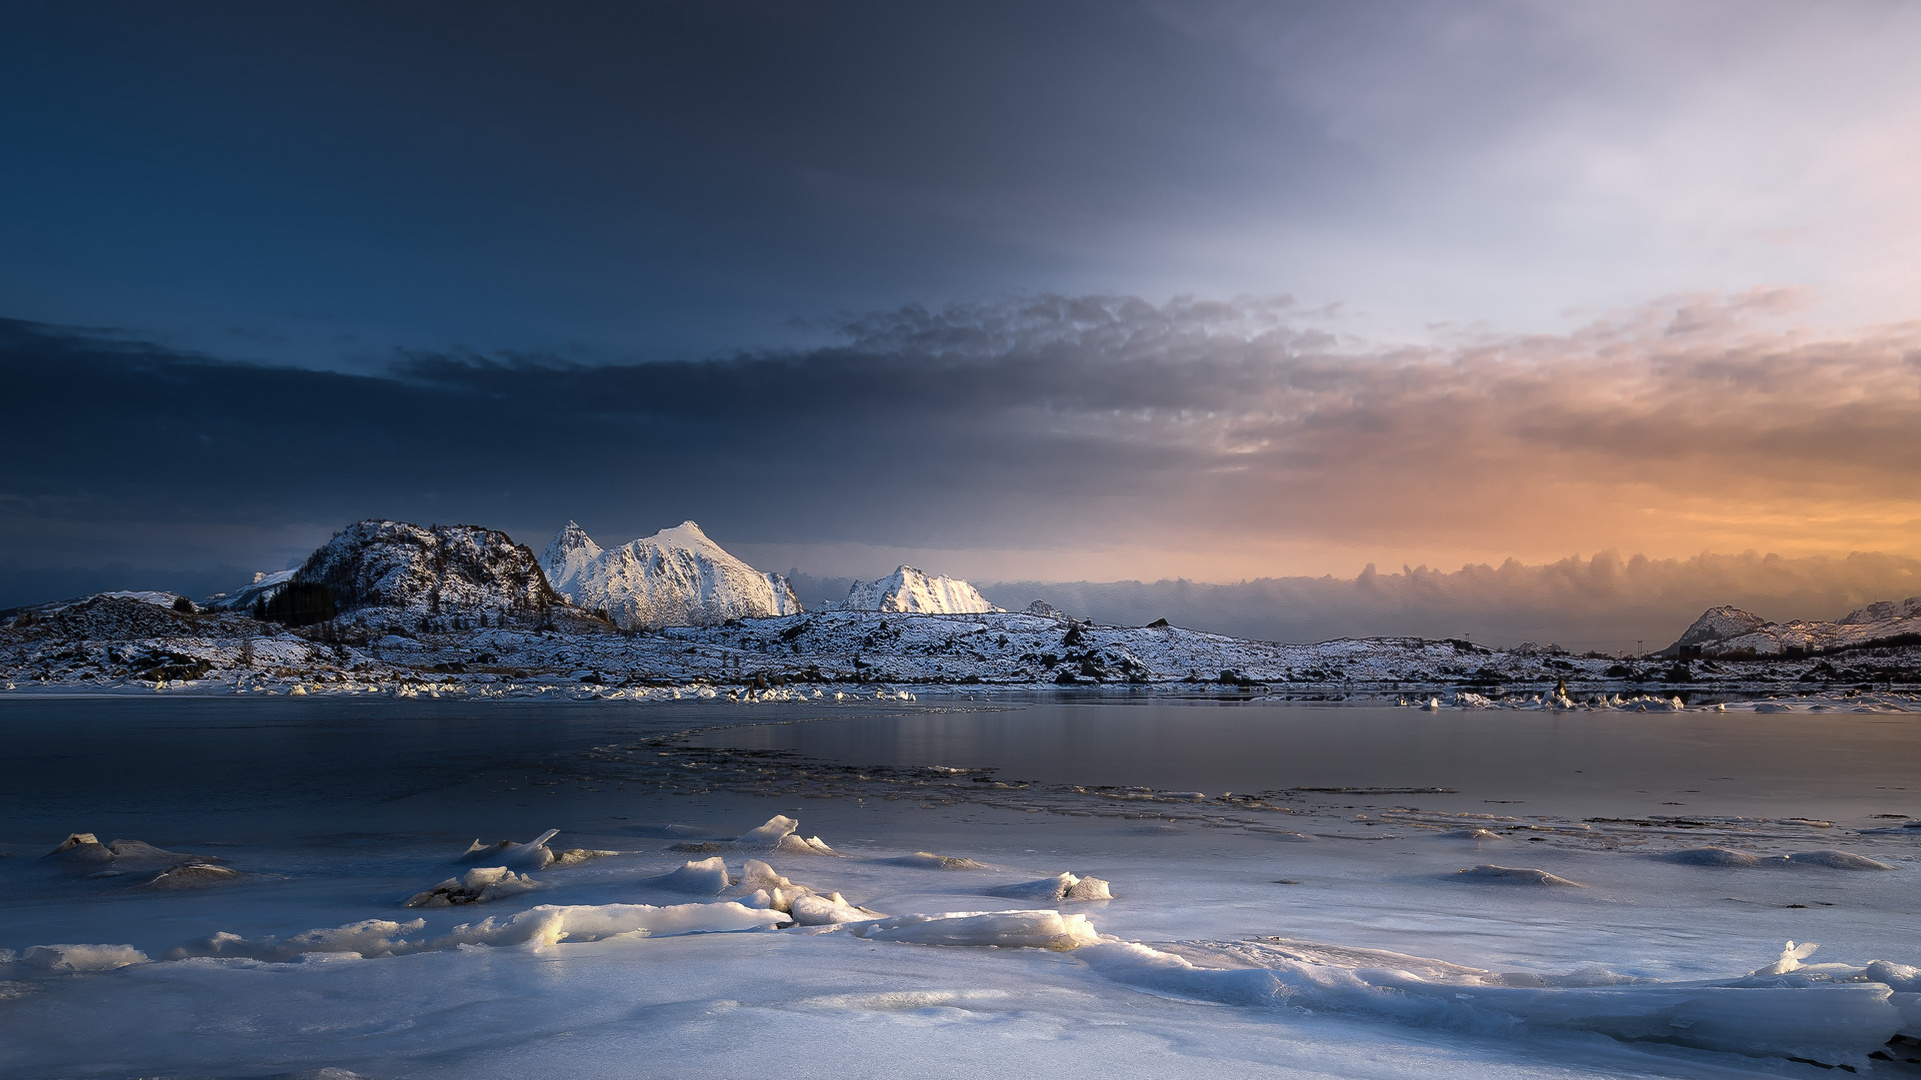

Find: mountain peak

[841,566,999,615]
[1663,595,1921,656]
[650,520,713,546]
[539,519,799,629]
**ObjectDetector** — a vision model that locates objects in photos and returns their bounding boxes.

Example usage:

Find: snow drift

[1080,937,1915,1059]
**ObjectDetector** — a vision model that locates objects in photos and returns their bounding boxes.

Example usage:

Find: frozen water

[2,696,1918,1078]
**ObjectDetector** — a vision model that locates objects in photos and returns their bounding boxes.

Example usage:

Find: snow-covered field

[1,696,1917,1078]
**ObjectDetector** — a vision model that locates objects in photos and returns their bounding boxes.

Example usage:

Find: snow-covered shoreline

[4,593,1918,709]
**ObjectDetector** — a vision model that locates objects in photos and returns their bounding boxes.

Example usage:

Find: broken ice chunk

[19,943,149,972]
[890,851,987,870]
[853,910,1099,950]
[1781,850,1893,871]
[790,892,885,926]
[41,833,113,865]
[1665,847,1763,867]
[551,847,619,867]
[1453,864,1585,887]
[43,834,219,869]
[457,829,559,870]
[405,866,541,908]
[736,858,818,904]
[1752,939,1823,976]
[737,815,799,847]
[654,856,731,894]
[989,872,1114,902]
[774,834,840,856]
[139,862,244,890]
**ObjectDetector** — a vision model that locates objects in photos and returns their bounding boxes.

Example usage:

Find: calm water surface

[692,699,1921,822]
[2,696,1916,842]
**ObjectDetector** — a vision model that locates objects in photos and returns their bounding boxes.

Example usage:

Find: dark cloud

[0,2,1337,364]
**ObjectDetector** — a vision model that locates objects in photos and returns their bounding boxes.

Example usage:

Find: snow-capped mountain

[293,520,558,627]
[203,569,295,612]
[540,520,801,630]
[838,566,1000,614]
[1664,596,1921,656]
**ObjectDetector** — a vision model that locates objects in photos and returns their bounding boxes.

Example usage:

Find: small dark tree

[263,582,337,627]
[171,596,194,614]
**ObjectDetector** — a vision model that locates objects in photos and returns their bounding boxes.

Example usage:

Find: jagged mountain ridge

[1665,596,1921,656]
[294,520,559,627]
[838,566,1000,615]
[540,520,801,630]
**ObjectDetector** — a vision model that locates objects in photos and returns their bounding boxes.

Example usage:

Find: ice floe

[988,872,1114,902]
[139,862,244,890]
[1080,936,1913,1057]
[41,833,220,873]
[457,829,560,870]
[18,944,149,972]
[851,909,1099,950]
[1661,847,1893,870]
[168,901,785,961]
[736,815,839,855]
[789,893,885,926]
[404,866,541,908]
[889,851,987,870]
[1452,864,1585,887]
[654,856,731,895]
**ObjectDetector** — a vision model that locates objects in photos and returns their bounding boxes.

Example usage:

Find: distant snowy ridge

[203,569,294,612]
[837,566,999,614]
[540,520,801,630]
[1665,596,1921,657]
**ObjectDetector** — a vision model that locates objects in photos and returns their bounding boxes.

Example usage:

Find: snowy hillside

[540,520,801,629]
[202,569,294,612]
[294,520,559,628]
[839,565,999,614]
[1665,596,1921,656]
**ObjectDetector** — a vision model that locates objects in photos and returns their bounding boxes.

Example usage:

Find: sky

[3,1,1919,641]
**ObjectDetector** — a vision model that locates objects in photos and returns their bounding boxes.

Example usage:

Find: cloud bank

[2,293,1917,618]
[985,551,1921,652]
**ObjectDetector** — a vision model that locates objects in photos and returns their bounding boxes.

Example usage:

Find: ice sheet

[2,697,1918,1079]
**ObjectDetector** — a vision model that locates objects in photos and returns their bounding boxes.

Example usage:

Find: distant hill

[1664,596,1921,657]
[289,520,560,629]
